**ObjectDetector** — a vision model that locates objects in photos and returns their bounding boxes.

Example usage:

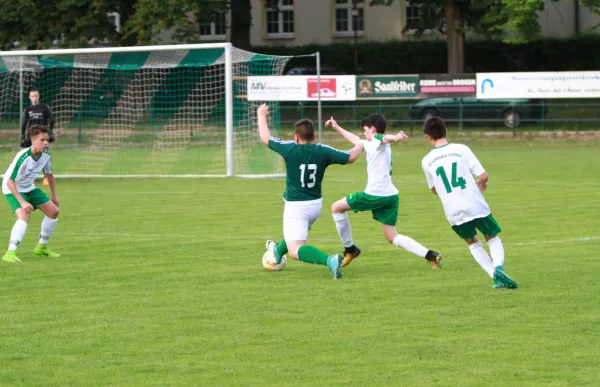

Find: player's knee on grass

[286,240,306,260]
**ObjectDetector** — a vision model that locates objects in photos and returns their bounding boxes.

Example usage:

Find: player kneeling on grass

[327,115,442,269]
[2,124,60,263]
[421,116,517,289]
[257,104,363,279]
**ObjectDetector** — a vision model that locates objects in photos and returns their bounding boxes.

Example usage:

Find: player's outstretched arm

[381,131,408,144]
[257,103,271,146]
[347,141,364,164]
[325,117,361,145]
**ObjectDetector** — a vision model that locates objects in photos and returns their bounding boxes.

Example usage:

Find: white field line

[59,232,600,247]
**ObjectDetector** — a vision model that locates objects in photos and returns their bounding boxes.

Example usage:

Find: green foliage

[0,0,239,49]
[124,0,243,45]
[0,0,117,50]
[381,0,600,43]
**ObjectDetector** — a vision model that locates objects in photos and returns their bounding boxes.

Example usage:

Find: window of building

[404,2,435,33]
[266,0,294,38]
[199,12,227,41]
[334,0,364,37]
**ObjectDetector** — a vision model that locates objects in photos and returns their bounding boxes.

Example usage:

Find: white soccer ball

[262,249,287,271]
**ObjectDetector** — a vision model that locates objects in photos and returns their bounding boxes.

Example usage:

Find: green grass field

[1,138,599,386]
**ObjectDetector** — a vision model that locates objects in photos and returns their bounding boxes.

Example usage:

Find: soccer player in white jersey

[257,104,364,279]
[421,116,518,289]
[2,125,60,263]
[327,114,442,269]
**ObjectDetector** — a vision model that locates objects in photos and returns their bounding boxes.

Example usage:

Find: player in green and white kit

[421,117,517,289]
[328,114,442,268]
[2,125,60,263]
[257,104,363,279]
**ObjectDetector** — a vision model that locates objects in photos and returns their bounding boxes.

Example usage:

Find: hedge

[253,35,600,74]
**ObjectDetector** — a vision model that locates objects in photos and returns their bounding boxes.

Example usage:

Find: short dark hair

[30,88,39,94]
[29,124,49,138]
[360,113,387,134]
[423,116,447,140]
[294,118,315,141]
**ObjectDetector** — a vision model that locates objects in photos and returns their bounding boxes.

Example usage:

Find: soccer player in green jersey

[2,125,60,263]
[421,117,517,289]
[257,104,363,279]
[327,114,442,269]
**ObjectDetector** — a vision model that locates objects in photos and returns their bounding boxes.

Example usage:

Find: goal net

[0,43,292,177]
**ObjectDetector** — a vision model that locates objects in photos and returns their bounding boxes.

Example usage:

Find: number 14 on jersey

[435,162,466,193]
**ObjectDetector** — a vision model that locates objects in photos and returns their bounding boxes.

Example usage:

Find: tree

[372,0,600,73]
[124,0,252,49]
[0,0,146,50]
[0,0,117,50]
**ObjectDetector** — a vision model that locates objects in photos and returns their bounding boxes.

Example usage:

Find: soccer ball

[262,249,287,271]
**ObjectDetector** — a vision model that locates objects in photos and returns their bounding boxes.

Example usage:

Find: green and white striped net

[0,46,291,177]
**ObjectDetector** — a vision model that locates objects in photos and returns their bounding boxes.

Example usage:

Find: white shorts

[283,198,323,241]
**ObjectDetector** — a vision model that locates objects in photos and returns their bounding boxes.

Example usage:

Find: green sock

[297,245,329,266]
[275,240,288,259]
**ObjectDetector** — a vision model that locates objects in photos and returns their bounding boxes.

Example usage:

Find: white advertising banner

[476,71,600,99]
[247,75,356,101]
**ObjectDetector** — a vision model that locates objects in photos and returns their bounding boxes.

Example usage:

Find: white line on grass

[509,236,600,246]
[60,232,344,242]
[59,232,600,246]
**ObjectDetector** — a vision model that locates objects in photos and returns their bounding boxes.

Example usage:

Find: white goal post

[0,43,294,178]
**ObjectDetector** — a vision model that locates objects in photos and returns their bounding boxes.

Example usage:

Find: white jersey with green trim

[2,148,52,195]
[361,134,398,197]
[421,143,490,226]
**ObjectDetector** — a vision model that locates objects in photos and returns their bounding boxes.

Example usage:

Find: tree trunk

[230,0,252,50]
[444,0,464,74]
[118,1,138,46]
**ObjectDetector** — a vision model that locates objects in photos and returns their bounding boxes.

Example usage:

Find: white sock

[487,237,505,268]
[392,234,428,258]
[332,212,354,248]
[9,219,28,250]
[469,241,494,278]
[39,216,58,244]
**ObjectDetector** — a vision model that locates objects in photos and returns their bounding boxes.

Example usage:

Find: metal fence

[279,100,600,133]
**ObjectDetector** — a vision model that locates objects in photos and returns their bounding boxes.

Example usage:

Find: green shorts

[346,191,399,226]
[451,214,502,240]
[4,188,50,213]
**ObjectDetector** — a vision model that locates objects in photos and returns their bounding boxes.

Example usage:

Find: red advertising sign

[307,78,337,98]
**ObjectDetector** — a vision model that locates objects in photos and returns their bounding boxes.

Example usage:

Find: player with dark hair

[328,114,442,269]
[421,116,517,289]
[3,125,60,263]
[258,104,363,279]
[21,89,55,148]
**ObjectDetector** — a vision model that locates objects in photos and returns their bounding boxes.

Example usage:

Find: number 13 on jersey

[299,164,317,188]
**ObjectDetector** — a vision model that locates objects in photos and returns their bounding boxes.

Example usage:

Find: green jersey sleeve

[268,136,295,158]
[319,144,351,166]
